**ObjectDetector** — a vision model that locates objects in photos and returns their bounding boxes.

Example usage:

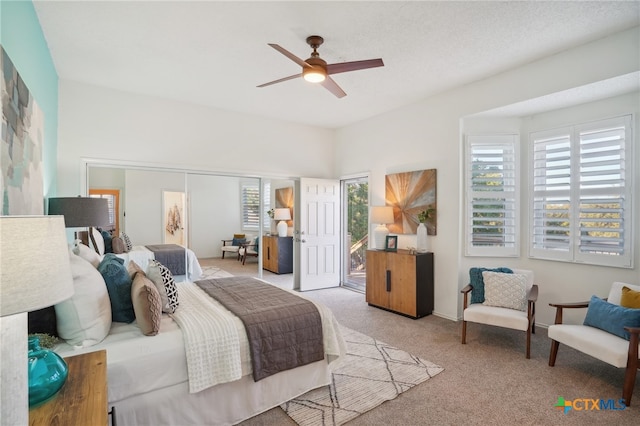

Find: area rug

[281,326,444,426]
[198,266,233,280]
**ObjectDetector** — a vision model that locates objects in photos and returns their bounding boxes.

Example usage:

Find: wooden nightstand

[29,349,108,426]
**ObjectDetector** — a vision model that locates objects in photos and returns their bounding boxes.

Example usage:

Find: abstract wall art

[385,169,437,235]
[275,186,294,226]
[1,45,45,215]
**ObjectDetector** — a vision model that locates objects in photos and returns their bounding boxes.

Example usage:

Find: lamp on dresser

[274,208,291,237]
[370,206,394,250]
[0,216,74,425]
[48,197,109,252]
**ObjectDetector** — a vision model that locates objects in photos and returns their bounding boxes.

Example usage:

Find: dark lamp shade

[48,197,110,228]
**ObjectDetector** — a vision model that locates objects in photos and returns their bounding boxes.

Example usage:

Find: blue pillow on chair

[232,237,246,246]
[469,267,513,304]
[583,295,640,341]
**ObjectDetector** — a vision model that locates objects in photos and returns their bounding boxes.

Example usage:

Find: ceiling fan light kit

[258,35,384,97]
[303,68,326,83]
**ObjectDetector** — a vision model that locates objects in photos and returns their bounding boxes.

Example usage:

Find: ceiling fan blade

[326,58,384,75]
[320,76,347,98]
[257,73,302,88]
[268,43,311,68]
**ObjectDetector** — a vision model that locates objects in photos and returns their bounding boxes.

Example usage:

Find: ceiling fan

[257,35,384,98]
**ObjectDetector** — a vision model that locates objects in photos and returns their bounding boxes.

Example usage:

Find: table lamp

[48,197,109,251]
[0,216,74,424]
[274,208,291,237]
[370,206,394,250]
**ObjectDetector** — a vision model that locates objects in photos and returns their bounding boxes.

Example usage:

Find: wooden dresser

[262,235,293,274]
[365,250,434,318]
[29,350,108,426]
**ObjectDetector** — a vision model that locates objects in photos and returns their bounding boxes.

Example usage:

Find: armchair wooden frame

[461,283,538,359]
[548,300,640,406]
[238,242,259,265]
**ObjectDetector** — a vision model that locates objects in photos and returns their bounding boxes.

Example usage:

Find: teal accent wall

[1,0,59,205]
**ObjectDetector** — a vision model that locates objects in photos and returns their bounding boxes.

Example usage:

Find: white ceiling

[33,1,640,129]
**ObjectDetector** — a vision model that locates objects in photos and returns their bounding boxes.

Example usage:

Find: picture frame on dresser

[384,235,398,252]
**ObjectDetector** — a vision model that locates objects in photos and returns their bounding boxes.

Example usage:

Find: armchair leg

[623,332,639,406]
[461,320,467,344]
[526,327,531,359]
[623,366,636,407]
[549,340,560,366]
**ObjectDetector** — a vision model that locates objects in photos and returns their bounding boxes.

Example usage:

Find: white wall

[334,27,640,325]
[56,80,336,198]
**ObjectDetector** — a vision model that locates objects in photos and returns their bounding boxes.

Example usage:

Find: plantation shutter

[263,181,271,229]
[576,118,629,263]
[530,115,632,268]
[241,181,260,231]
[530,129,572,260]
[465,134,519,257]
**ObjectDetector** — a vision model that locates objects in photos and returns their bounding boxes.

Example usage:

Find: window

[465,135,519,257]
[241,181,260,231]
[530,115,632,268]
[89,189,119,235]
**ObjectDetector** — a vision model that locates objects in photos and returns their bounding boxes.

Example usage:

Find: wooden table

[29,350,108,426]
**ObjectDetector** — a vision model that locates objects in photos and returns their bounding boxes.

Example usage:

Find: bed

[115,244,203,281]
[54,273,345,425]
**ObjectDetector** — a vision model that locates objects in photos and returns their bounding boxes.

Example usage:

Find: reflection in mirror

[87,164,294,287]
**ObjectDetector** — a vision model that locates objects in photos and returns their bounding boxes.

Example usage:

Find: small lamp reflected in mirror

[274,208,291,237]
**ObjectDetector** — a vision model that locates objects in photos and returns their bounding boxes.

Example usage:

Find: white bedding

[55,278,345,425]
[115,245,203,281]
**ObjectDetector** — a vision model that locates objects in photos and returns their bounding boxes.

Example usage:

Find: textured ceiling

[33,1,640,128]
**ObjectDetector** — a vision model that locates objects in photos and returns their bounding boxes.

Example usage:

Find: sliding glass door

[341,177,369,292]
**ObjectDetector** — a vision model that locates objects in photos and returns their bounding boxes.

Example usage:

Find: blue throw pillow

[583,295,640,341]
[232,237,246,246]
[101,230,113,253]
[98,253,135,323]
[469,267,513,304]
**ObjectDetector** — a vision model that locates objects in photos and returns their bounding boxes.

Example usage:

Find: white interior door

[295,178,340,291]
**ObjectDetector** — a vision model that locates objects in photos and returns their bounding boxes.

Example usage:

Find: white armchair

[548,282,640,406]
[461,268,538,358]
[220,234,248,260]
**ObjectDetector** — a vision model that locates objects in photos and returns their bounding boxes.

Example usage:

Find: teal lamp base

[28,336,68,407]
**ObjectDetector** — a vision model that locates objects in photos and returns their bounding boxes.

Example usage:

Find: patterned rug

[198,266,234,280]
[281,326,444,426]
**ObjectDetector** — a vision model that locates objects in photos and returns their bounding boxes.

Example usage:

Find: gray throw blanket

[195,276,324,381]
[145,244,186,275]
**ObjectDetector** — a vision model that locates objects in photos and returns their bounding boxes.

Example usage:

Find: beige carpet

[281,326,444,426]
[199,265,234,279]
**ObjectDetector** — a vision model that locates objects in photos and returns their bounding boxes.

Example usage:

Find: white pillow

[608,282,640,306]
[89,227,105,256]
[55,250,112,347]
[73,241,102,268]
[482,271,528,311]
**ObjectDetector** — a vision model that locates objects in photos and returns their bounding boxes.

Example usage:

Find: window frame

[529,115,633,268]
[464,134,520,257]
